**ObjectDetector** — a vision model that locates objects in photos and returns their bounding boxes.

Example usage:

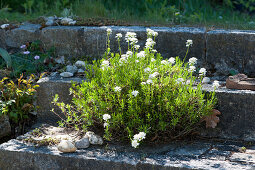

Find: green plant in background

[53,28,217,148]
[0,40,55,78]
[0,74,39,124]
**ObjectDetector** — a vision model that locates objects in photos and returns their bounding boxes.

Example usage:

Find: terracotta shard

[226,73,255,91]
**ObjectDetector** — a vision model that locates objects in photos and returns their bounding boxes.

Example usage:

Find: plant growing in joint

[53,28,217,148]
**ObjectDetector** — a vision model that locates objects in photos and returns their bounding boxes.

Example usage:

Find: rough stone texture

[3,23,255,76]
[0,115,11,139]
[206,29,255,77]
[0,138,255,170]
[201,84,255,141]
[0,29,6,49]
[4,23,41,49]
[36,76,86,124]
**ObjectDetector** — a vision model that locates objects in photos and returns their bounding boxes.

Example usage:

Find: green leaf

[0,48,12,68]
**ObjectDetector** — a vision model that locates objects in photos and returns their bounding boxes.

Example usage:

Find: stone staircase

[1,24,255,169]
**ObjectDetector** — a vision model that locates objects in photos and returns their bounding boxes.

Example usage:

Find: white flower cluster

[188,57,197,65]
[125,32,138,45]
[161,60,167,65]
[107,28,112,35]
[103,114,111,128]
[188,57,198,73]
[137,51,145,58]
[199,68,207,76]
[168,57,175,64]
[212,80,220,89]
[186,39,193,47]
[115,33,122,39]
[131,132,146,148]
[114,86,122,92]
[188,65,196,73]
[149,72,159,79]
[101,60,110,70]
[144,67,151,73]
[146,28,158,37]
[176,78,184,84]
[145,38,156,49]
[131,90,139,97]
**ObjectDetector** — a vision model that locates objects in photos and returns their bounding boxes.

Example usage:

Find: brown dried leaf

[22,103,32,111]
[202,109,221,128]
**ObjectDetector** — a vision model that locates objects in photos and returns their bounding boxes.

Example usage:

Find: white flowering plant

[53,28,217,147]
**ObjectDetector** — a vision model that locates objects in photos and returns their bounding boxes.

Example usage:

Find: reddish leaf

[202,109,221,128]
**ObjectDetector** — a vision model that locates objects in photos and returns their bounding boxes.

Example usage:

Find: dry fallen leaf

[202,109,221,128]
[22,103,32,111]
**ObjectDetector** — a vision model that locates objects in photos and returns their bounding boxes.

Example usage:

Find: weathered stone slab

[201,84,255,141]
[4,23,41,49]
[206,30,255,77]
[0,139,254,170]
[36,76,86,124]
[230,152,255,164]
[0,115,11,139]
[0,29,6,49]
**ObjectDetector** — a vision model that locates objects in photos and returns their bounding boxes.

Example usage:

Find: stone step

[0,136,254,170]
[1,23,255,76]
[36,76,255,141]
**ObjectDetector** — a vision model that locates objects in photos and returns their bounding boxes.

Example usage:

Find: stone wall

[1,23,255,76]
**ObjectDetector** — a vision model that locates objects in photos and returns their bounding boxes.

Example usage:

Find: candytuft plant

[53,28,217,148]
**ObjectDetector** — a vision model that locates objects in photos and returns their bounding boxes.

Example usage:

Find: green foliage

[0,40,55,78]
[0,74,39,123]
[0,48,12,68]
[53,29,217,146]
[224,0,255,13]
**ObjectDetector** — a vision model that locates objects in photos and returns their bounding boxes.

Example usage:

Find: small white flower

[188,66,196,73]
[20,45,26,49]
[199,68,207,76]
[188,57,197,65]
[0,24,9,29]
[101,60,110,69]
[114,86,121,92]
[34,55,40,60]
[137,51,145,58]
[125,32,137,43]
[131,90,139,97]
[115,33,122,39]
[134,45,140,50]
[202,77,210,84]
[103,122,109,128]
[146,28,158,37]
[141,82,146,85]
[212,80,220,89]
[149,72,159,79]
[146,79,153,84]
[130,37,138,45]
[144,67,151,73]
[131,140,139,148]
[103,114,111,121]
[126,51,133,57]
[145,38,156,49]
[168,57,175,64]
[135,60,139,63]
[186,39,193,47]
[161,60,167,65]
[151,58,156,62]
[176,78,184,84]
[23,51,30,55]
[119,57,127,64]
[107,28,112,35]
[152,49,157,53]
